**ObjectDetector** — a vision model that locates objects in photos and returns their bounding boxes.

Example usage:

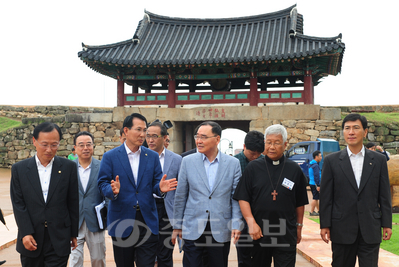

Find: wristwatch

[296,223,303,227]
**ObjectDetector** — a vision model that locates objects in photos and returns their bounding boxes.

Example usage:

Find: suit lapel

[163,149,172,177]
[74,159,85,194]
[26,157,46,204]
[46,156,62,204]
[117,146,136,188]
[137,147,150,188]
[358,149,375,194]
[84,159,99,194]
[210,152,226,194]
[193,153,211,192]
[338,149,358,192]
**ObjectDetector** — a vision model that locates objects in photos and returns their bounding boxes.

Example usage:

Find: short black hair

[365,142,376,149]
[148,121,168,136]
[342,113,368,130]
[74,131,94,145]
[313,150,321,159]
[123,113,148,130]
[198,121,222,136]
[72,148,75,152]
[33,122,62,140]
[244,131,265,153]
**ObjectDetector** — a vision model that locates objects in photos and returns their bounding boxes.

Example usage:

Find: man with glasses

[172,121,242,267]
[233,124,308,267]
[98,113,178,267]
[69,131,107,267]
[10,122,79,266]
[146,121,182,267]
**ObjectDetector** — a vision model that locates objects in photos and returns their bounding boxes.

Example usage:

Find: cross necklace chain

[264,157,286,201]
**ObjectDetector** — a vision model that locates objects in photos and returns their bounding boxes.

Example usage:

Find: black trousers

[20,228,69,267]
[156,200,174,267]
[251,244,296,267]
[112,210,158,267]
[235,223,252,267]
[182,220,230,267]
[332,230,380,267]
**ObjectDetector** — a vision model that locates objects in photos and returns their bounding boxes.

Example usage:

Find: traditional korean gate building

[78,4,344,108]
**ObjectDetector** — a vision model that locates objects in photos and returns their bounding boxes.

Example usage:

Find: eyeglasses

[194,135,217,141]
[76,143,93,149]
[265,142,283,147]
[132,128,147,133]
[146,134,163,140]
[37,142,60,149]
[165,139,170,143]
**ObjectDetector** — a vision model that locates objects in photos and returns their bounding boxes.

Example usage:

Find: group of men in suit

[10,112,392,267]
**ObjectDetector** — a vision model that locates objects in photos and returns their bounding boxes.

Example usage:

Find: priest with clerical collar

[233,124,308,267]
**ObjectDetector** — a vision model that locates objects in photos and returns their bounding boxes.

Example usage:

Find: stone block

[320,108,341,120]
[18,150,30,159]
[105,129,116,137]
[81,113,113,123]
[94,146,105,156]
[319,131,337,138]
[391,130,399,136]
[375,127,389,136]
[386,135,395,143]
[8,151,17,160]
[368,133,375,141]
[304,130,319,137]
[296,123,315,129]
[281,120,297,128]
[268,105,320,120]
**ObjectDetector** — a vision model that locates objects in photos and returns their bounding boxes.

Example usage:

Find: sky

[1,0,398,109]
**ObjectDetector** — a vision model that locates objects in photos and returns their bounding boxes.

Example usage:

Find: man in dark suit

[146,121,182,267]
[320,113,392,267]
[69,131,107,267]
[98,113,177,267]
[10,122,79,267]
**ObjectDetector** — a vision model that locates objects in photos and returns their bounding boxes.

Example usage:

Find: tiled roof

[78,4,344,75]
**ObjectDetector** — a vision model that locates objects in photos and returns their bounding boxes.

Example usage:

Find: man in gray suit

[146,121,182,267]
[172,121,242,267]
[69,131,107,267]
[320,114,392,267]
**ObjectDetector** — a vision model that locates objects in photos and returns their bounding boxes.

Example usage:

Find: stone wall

[0,105,398,168]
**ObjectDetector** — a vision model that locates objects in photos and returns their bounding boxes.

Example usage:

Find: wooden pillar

[117,79,125,107]
[132,81,138,94]
[249,74,258,106]
[304,70,314,104]
[168,76,176,108]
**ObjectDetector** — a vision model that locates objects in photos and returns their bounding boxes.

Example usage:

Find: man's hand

[248,221,263,240]
[383,227,392,240]
[317,186,320,192]
[159,174,177,193]
[22,235,37,251]
[320,227,330,244]
[171,229,182,245]
[70,237,77,250]
[231,229,241,244]
[111,175,120,195]
[297,226,303,244]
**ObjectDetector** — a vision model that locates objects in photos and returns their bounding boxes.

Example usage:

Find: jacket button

[206,210,209,213]
[209,196,211,199]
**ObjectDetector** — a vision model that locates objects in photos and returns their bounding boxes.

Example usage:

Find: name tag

[282,178,294,190]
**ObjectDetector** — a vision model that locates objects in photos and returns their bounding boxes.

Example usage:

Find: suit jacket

[98,144,163,238]
[173,152,242,243]
[320,148,392,244]
[74,157,107,233]
[10,156,79,257]
[162,149,182,224]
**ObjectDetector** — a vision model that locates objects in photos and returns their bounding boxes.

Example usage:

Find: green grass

[307,213,399,255]
[359,112,399,124]
[0,117,22,132]
[380,214,399,255]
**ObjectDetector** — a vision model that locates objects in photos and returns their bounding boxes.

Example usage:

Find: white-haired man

[234,124,308,267]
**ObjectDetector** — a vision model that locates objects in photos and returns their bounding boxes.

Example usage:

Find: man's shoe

[310,212,318,216]
[0,260,6,265]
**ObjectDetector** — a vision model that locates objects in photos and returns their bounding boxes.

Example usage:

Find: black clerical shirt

[233,155,308,246]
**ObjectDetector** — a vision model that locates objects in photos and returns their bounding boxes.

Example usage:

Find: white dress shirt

[125,143,140,185]
[35,154,54,202]
[347,146,365,188]
[78,161,92,192]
